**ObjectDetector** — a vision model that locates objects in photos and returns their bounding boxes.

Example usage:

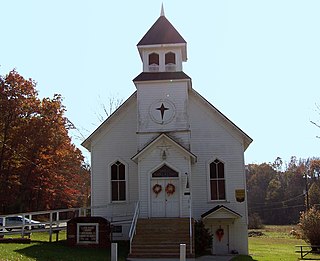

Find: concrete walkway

[127,255,234,261]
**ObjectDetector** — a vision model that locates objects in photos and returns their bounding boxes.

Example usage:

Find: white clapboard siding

[188,90,248,254]
[90,97,139,219]
[136,135,192,218]
[136,80,189,134]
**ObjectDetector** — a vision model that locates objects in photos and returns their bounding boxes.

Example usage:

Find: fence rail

[0,204,136,242]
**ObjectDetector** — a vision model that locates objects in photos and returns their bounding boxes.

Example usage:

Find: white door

[151,179,179,217]
[212,225,229,255]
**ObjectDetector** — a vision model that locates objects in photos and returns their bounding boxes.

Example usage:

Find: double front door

[151,179,179,217]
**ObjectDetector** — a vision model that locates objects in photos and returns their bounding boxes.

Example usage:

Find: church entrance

[211,224,229,255]
[150,165,180,217]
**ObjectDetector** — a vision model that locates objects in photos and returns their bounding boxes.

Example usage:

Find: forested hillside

[247,157,320,224]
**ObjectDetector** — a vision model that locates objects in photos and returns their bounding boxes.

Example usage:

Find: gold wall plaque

[235,189,245,202]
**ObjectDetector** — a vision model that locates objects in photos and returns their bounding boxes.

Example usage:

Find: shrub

[194,220,213,256]
[299,207,320,247]
[248,213,264,229]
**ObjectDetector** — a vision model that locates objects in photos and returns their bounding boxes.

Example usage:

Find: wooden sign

[235,189,245,202]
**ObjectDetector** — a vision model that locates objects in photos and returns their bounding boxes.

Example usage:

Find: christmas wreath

[165,183,175,196]
[152,184,162,197]
[216,228,224,242]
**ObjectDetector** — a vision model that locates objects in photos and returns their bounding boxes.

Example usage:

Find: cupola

[137,6,187,73]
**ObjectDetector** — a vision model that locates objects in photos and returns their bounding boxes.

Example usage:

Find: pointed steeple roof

[137,10,186,46]
[160,3,165,17]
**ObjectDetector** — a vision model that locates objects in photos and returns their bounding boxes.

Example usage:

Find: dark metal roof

[137,16,186,46]
[133,72,191,82]
[201,205,242,219]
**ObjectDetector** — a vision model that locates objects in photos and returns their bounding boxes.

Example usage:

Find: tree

[299,207,320,248]
[246,163,276,222]
[0,70,89,214]
[246,157,308,224]
[310,103,320,139]
[308,182,320,209]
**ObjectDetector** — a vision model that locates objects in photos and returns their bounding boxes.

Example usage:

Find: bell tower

[133,6,192,150]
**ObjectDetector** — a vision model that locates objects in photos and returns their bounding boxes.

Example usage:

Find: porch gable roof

[131,133,197,164]
[201,205,242,220]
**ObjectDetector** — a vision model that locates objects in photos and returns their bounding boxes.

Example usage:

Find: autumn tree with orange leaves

[0,70,90,214]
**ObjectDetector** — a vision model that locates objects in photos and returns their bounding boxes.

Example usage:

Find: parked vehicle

[1,216,45,231]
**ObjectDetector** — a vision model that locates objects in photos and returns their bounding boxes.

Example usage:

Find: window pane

[119,181,126,200]
[111,181,118,201]
[119,163,125,180]
[165,52,175,64]
[218,180,226,199]
[210,162,217,179]
[210,180,218,200]
[149,53,159,65]
[218,162,224,178]
[111,165,117,180]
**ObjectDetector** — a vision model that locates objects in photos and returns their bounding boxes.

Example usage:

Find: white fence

[0,204,136,242]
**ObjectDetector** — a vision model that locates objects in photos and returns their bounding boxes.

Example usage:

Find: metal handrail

[129,201,140,254]
[189,196,193,254]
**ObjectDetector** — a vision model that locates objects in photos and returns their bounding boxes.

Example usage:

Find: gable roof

[81,89,252,152]
[81,92,137,151]
[201,205,242,220]
[137,15,186,46]
[131,133,197,164]
[191,89,253,151]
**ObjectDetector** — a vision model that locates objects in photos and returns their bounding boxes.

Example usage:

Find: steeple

[136,7,188,73]
[160,3,165,17]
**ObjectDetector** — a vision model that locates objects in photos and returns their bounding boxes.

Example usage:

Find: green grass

[232,225,320,261]
[0,231,129,261]
[1,226,320,260]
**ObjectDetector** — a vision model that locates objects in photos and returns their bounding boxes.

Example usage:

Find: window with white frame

[209,159,226,200]
[165,52,176,72]
[111,161,126,201]
[148,52,159,72]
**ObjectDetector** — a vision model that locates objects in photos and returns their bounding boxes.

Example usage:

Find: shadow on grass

[231,255,258,261]
[15,240,129,261]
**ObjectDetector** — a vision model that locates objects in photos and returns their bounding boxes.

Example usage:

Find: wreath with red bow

[216,228,224,242]
[165,183,175,196]
[152,184,162,197]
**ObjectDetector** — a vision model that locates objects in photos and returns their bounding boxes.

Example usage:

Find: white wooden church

[82,6,252,258]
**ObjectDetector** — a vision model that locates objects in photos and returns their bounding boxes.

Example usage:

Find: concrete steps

[129,218,195,258]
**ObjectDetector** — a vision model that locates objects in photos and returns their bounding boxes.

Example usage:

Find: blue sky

[1,1,319,165]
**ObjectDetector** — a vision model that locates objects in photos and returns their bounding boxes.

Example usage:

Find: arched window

[209,159,226,200]
[111,161,126,201]
[165,52,176,72]
[149,53,159,72]
[152,165,179,178]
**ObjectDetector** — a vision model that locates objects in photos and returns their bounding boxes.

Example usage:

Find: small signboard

[77,223,98,244]
[67,217,111,248]
[235,189,245,202]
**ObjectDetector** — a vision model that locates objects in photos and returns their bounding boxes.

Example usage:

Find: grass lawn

[0,231,129,261]
[232,225,320,261]
[1,226,320,260]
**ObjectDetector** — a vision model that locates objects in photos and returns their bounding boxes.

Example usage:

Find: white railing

[0,204,136,241]
[128,201,140,254]
[165,63,176,72]
[189,196,193,254]
[0,207,83,241]
[149,64,159,72]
